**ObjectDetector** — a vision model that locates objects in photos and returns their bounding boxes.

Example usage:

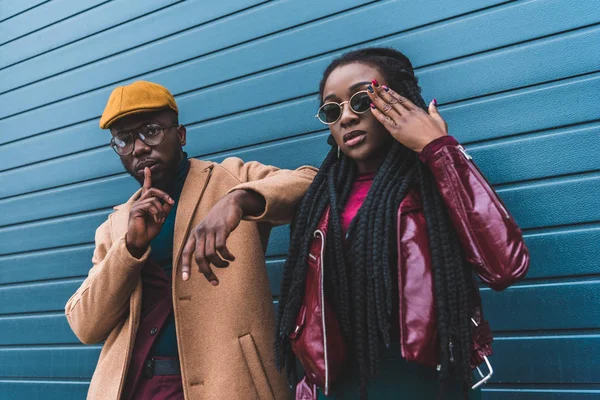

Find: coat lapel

[172,159,214,271]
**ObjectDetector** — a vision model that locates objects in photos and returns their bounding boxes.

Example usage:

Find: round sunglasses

[316,90,371,125]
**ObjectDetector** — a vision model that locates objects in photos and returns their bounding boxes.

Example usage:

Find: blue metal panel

[1,0,599,398]
[0,0,505,145]
[0,245,94,285]
[0,0,48,22]
[0,380,89,400]
[0,0,179,70]
[0,346,100,378]
[0,0,107,45]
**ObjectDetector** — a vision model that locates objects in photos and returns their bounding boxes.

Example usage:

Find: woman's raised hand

[367,79,447,153]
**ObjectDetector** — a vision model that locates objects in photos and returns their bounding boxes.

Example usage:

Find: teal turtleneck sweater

[148,153,189,357]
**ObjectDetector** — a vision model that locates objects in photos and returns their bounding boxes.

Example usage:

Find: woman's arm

[421,137,530,290]
[368,83,529,290]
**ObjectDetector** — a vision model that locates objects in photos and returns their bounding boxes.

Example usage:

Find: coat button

[150,327,158,336]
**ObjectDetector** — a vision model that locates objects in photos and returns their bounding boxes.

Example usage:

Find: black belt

[143,358,181,378]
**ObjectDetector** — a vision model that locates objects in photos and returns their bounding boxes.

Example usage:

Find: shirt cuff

[418,135,459,164]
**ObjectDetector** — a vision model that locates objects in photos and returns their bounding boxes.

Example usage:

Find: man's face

[110,110,186,192]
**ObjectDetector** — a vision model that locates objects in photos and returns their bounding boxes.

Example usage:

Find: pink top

[340,135,457,233]
[341,172,375,235]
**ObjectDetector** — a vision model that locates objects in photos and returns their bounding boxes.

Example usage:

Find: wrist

[125,234,147,259]
[229,189,265,218]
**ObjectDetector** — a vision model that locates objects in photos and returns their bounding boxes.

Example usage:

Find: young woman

[275,48,529,399]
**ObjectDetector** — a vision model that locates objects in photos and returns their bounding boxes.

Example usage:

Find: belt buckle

[143,358,155,379]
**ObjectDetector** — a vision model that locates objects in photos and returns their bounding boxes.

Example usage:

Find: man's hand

[126,167,175,258]
[181,190,265,284]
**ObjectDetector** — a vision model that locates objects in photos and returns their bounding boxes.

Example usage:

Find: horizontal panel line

[0,377,91,384]
[0,0,523,121]
[464,118,600,147]
[511,274,600,286]
[266,256,286,262]
[0,1,113,48]
[1,136,599,230]
[494,168,600,189]
[3,57,598,171]
[496,169,600,191]
[0,242,94,260]
[419,20,600,71]
[0,207,112,231]
[0,0,262,88]
[0,116,98,148]
[0,311,65,320]
[522,219,600,235]
[0,0,187,73]
[0,343,101,350]
[0,0,377,111]
[494,328,600,339]
[442,68,600,108]
[481,276,600,291]
[483,383,600,391]
[0,241,100,259]
[523,220,600,235]
[0,128,327,204]
[0,91,320,174]
[0,0,52,24]
[0,276,84,289]
[0,309,70,318]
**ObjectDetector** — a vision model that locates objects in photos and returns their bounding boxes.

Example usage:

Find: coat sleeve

[65,218,149,344]
[423,139,530,291]
[218,157,318,226]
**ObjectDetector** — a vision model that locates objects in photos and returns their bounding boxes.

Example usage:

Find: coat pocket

[238,333,275,400]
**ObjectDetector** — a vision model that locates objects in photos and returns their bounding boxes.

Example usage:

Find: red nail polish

[433,98,438,106]
[371,79,379,87]
[370,103,375,109]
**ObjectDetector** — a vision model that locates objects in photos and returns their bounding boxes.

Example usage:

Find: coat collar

[110,159,214,264]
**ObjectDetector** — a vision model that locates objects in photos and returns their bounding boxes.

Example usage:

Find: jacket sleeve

[218,157,318,226]
[423,138,529,291]
[65,218,149,344]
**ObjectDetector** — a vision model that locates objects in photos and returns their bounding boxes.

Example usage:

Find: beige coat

[65,158,317,400]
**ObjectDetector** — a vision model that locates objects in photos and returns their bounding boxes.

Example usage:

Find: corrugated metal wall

[0,1,598,398]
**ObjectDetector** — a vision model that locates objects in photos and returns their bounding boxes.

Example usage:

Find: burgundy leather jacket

[302,139,530,372]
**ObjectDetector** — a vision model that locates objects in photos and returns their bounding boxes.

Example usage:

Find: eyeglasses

[110,123,178,156]
[315,90,371,125]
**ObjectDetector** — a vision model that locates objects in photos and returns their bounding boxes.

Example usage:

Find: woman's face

[322,62,393,173]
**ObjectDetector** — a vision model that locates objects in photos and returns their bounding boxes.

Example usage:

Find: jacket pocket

[238,333,275,400]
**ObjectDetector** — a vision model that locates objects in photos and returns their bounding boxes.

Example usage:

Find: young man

[65,81,316,399]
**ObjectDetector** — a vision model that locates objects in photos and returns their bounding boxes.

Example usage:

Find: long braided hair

[275,48,476,398]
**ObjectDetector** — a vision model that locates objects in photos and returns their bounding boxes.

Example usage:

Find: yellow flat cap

[99,81,178,129]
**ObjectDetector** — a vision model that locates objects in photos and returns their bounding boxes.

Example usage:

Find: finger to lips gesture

[126,167,175,258]
[367,79,448,153]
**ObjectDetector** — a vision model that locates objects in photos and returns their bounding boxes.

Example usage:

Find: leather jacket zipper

[314,230,330,395]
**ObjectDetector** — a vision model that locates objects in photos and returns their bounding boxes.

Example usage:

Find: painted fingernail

[433,98,438,106]
[371,79,379,87]
[370,103,376,109]
[210,280,219,286]
[382,85,389,92]
[367,85,374,93]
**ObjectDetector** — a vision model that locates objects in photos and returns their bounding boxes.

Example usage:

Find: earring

[337,146,341,159]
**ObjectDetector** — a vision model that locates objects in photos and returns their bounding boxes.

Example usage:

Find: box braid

[275,48,475,398]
